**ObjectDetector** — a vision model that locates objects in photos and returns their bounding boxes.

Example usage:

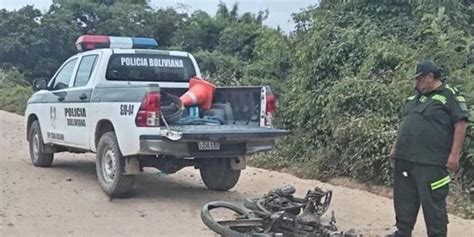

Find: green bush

[0,86,32,114]
[0,69,32,114]
[193,50,243,86]
[273,1,474,192]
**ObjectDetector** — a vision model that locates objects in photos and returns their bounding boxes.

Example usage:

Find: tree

[0,6,43,77]
[172,10,224,51]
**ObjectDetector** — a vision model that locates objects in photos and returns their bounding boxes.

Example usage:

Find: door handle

[57,97,65,102]
[79,94,88,100]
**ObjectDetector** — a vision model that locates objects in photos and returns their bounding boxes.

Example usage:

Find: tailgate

[159,125,289,142]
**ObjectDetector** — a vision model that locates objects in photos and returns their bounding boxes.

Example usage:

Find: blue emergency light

[75,35,159,51]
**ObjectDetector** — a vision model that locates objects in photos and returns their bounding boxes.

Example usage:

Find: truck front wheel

[96,132,135,197]
[28,120,54,167]
[199,158,240,191]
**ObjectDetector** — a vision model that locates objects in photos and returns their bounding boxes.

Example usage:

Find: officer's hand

[446,154,460,172]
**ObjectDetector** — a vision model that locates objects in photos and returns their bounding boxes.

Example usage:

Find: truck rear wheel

[199,158,240,191]
[28,120,54,167]
[96,131,135,197]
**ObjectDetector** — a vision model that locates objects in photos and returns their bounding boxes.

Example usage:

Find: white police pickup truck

[25,35,289,197]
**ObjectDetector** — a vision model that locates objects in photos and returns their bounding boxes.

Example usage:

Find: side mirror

[33,78,49,92]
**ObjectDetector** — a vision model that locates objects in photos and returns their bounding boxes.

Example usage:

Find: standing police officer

[387,60,469,237]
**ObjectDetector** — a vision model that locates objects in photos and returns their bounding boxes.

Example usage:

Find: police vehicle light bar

[75,35,159,51]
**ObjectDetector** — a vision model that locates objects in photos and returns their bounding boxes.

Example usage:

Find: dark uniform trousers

[394,159,449,237]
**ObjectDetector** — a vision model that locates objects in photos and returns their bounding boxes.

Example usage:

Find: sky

[0,0,317,32]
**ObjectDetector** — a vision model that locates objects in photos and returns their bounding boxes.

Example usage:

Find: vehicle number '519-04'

[120,104,134,116]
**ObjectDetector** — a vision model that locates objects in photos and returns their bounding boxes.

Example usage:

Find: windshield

[106,54,196,82]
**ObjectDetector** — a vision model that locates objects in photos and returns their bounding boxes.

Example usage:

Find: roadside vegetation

[0,0,472,218]
[0,69,31,114]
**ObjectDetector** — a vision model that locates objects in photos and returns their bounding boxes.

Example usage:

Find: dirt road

[0,111,472,237]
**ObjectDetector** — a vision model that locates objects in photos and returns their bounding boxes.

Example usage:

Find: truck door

[63,54,99,149]
[42,58,79,145]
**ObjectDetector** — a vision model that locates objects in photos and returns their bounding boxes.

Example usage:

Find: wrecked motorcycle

[201,186,360,237]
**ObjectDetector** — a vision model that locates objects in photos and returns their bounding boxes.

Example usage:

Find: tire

[96,131,135,197]
[201,201,257,237]
[28,120,54,167]
[200,158,240,191]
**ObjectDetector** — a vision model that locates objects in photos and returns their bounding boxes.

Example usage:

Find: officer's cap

[411,60,441,79]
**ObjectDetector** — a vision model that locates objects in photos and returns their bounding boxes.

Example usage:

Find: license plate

[198,141,221,150]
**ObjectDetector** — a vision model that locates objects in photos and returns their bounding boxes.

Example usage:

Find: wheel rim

[32,133,40,162]
[102,148,116,183]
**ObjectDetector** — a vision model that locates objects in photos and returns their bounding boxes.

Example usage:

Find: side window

[52,58,78,90]
[74,55,98,87]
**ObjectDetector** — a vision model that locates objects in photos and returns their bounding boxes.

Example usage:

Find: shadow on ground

[49,155,247,204]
